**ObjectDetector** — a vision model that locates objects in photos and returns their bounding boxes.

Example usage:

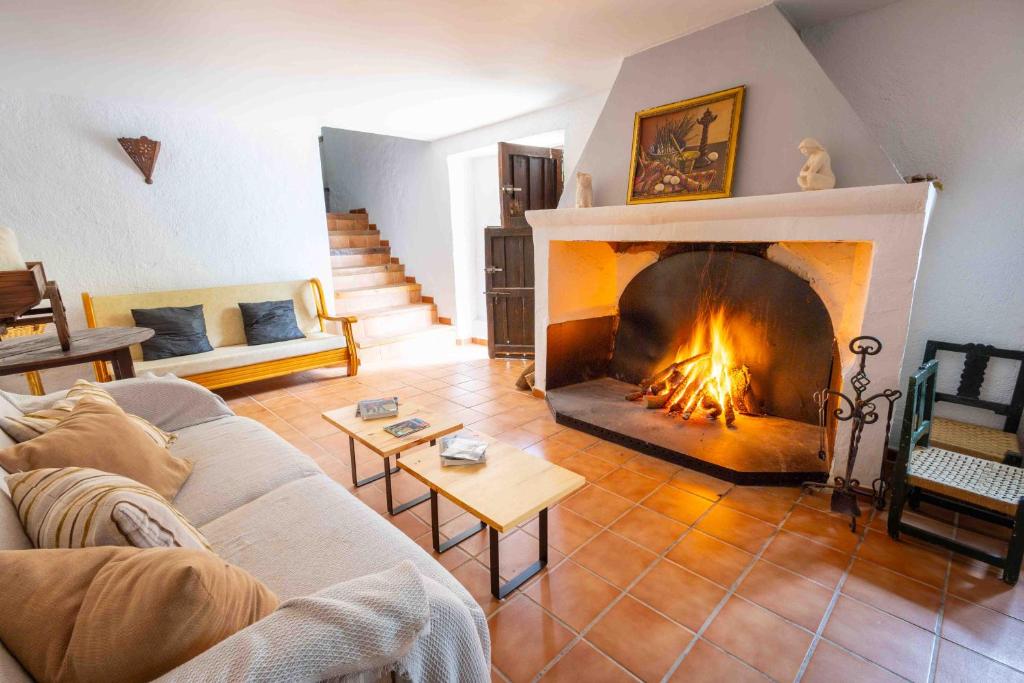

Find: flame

[672,305,736,419]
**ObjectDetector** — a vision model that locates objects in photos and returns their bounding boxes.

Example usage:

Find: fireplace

[545,246,838,484]
[527,184,937,486]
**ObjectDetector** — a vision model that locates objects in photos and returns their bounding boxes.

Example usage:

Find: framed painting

[626,85,745,204]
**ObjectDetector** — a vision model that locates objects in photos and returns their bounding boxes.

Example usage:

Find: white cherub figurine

[797,138,836,191]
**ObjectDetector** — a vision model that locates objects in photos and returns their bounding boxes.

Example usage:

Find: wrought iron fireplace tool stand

[804,336,901,532]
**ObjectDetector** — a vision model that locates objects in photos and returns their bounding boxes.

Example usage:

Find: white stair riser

[359,307,436,338]
[336,288,421,313]
[332,269,405,290]
[358,326,458,364]
[332,253,390,268]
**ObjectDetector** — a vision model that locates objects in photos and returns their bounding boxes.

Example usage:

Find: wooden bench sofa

[82,278,358,389]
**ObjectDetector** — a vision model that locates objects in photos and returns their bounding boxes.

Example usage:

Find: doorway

[447,130,565,357]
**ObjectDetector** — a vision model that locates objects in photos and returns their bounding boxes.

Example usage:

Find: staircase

[327,209,455,362]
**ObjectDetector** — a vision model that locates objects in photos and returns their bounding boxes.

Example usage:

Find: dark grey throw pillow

[131,305,214,361]
[238,300,306,346]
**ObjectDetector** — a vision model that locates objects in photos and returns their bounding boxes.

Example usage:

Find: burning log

[626,355,758,428]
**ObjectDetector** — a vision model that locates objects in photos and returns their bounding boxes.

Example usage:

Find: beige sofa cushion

[137,332,344,378]
[87,280,324,360]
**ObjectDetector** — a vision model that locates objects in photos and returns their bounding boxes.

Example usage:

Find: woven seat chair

[0,323,46,395]
[923,340,1023,465]
[889,360,1024,584]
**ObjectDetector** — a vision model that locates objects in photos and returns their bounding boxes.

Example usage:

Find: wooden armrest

[320,314,358,324]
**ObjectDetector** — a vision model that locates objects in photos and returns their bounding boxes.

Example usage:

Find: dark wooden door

[485,227,535,358]
[498,143,563,229]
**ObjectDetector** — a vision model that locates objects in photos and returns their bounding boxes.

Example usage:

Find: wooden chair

[0,323,46,395]
[889,360,1024,584]
[923,340,1023,465]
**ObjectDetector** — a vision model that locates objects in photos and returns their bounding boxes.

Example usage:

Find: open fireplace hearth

[544,247,835,485]
[548,377,825,485]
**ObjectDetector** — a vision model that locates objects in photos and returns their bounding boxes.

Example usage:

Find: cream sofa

[82,278,358,389]
[0,380,491,681]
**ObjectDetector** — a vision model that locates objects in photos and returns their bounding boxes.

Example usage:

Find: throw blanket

[156,561,489,682]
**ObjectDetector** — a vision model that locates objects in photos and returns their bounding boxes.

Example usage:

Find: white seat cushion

[136,332,345,377]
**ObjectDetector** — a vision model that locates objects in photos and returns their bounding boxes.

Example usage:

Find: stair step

[332,264,405,290]
[326,213,370,231]
[332,251,391,268]
[335,283,421,313]
[358,325,458,362]
[329,231,381,248]
[356,303,437,339]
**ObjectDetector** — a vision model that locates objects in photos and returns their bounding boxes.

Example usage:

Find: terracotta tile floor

[217,346,1024,683]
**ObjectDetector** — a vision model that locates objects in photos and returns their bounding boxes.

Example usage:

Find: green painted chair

[888,359,1024,584]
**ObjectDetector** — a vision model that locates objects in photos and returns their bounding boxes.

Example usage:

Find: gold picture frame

[626,85,745,204]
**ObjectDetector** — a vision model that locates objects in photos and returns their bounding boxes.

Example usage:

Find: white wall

[0,88,329,391]
[469,154,500,338]
[564,5,902,208]
[320,90,608,330]
[803,0,1024,434]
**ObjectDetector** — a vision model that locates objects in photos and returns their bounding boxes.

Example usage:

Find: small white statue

[575,172,593,208]
[797,138,836,191]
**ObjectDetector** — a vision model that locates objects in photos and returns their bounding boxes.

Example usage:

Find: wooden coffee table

[321,401,463,516]
[398,434,586,598]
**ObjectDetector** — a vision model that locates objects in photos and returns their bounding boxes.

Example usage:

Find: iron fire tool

[805,336,901,532]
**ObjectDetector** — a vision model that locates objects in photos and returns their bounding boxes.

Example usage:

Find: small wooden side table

[399,434,586,598]
[321,401,464,515]
[0,326,153,383]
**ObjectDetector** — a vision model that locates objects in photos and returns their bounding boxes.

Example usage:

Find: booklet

[439,434,488,467]
[356,397,399,420]
[438,436,489,466]
[383,417,430,438]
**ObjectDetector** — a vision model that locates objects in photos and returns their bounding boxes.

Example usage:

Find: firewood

[646,393,670,409]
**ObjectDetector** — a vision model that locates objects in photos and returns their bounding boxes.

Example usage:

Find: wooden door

[485,227,535,358]
[498,143,563,229]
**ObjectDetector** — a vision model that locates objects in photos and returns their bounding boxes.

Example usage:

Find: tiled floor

[218,346,1024,683]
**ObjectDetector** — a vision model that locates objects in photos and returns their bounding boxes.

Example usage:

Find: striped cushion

[6,467,209,550]
[0,379,175,448]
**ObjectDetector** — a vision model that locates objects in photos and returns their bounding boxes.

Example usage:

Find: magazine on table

[356,397,399,420]
[439,434,488,467]
[383,417,429,438]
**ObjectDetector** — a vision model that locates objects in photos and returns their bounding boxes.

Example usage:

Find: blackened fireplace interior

[545,245,838,485]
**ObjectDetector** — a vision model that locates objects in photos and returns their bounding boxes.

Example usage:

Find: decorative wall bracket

[117,136,161,184]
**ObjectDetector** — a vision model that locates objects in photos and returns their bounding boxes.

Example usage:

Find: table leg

[490,508,548,599]
[109,348,137,379]
[349,435,396,488]
[431,489,485,553]
[384,452,430,515]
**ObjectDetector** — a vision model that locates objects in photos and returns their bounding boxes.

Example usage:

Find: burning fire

[626,305,759,427]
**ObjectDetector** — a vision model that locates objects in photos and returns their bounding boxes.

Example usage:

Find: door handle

[501,185,522,194]
[485,266,503,273]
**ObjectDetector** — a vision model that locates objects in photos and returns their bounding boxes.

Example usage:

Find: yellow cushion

[0,400,192,500]
[6,467,209,550]
[88,280,322,359]
[0,546,278,683]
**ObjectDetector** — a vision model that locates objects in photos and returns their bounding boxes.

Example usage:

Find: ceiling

[0,0,895,141]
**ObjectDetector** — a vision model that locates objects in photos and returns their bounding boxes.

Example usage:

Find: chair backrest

[899,360,938,462]
[84,279,323,360]
[924,340,1024,433]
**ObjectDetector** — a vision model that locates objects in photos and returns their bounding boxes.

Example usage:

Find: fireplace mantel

[526,183,937,483]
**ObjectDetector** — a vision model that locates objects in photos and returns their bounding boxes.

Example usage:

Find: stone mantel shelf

[526,183,936,232]
[526,182,938,484]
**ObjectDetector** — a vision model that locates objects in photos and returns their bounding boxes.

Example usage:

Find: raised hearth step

[546,377,829,486]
